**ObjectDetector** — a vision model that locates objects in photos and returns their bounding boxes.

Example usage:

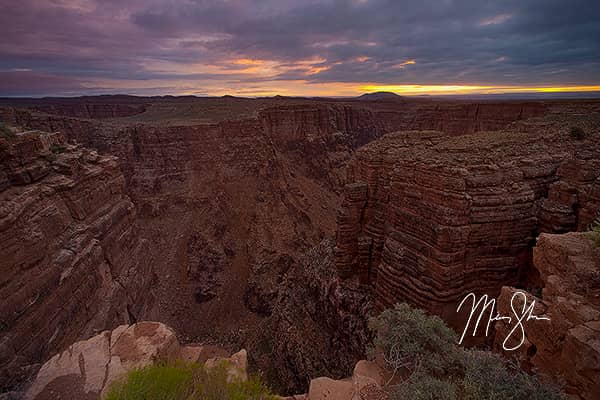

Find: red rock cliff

[494,232,600,400]
[0,131,156,390]
[334,114,600,323]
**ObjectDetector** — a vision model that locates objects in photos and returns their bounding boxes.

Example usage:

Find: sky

[1,0,599,97]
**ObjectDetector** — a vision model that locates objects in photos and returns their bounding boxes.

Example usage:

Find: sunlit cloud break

[0,0,599,97]
[360,85,600,96]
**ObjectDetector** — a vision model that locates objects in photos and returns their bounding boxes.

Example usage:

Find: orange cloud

[393,60,416,68]
[232,58,265,66]
[360,84,600,95]
[305,65,330,75]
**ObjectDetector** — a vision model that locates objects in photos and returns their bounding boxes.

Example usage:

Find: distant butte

[356,91,404,101]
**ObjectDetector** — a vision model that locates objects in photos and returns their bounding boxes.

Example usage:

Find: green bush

[105,361,194,400]
[104,360,275,400]
[391,371,457,400]
[369,303,565,400]
[369,303,463,379]
[462,351,563,400]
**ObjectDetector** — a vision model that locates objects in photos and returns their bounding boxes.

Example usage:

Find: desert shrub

[390,371,457,400]
[369,303,463,379]
[50,143,66,154]
[0,122,15,137]
[370,303,565,400]
[462,351,563,400]
[104,360,275,400]
[569,126,586,140]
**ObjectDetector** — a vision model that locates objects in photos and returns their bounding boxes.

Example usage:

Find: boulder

[25,322,180,400]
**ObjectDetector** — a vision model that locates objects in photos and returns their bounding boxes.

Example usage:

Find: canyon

[0,96,599,398]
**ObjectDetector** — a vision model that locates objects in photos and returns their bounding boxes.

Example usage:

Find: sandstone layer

[334,113,600,324]
[494,232,600,400]
[0,131,156,390]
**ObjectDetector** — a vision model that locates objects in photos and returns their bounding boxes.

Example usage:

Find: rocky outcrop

[0,131,156,390]
[305,360,388,400]
[23,321,248,400]
[24,319,380,400]
[493,232,600,400]
[334,114,600,324]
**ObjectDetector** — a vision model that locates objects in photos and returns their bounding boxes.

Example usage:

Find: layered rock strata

[494,232,600,400]
[0,131,156,390]
[334,116,600,322]
[0,98,574,391]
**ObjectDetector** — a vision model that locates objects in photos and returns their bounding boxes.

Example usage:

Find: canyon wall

[371,101,547,135]
[334,114,600,323]
[0,131,156,390]
[0,98,564,392]
[494,232,600,400]
[0,97,147,119]
[251,239,373,394]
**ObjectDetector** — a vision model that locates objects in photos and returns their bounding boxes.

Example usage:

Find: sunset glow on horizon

[359,84,600,96]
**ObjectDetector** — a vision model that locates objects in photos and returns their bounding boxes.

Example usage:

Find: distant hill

[356,91,404,101]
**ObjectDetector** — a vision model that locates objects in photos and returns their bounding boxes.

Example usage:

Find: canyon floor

[1,95,599,398]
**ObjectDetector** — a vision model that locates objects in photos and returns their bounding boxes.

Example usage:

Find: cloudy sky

[1,0,599,97]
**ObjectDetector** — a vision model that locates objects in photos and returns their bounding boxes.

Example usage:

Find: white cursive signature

[456,291,550,351]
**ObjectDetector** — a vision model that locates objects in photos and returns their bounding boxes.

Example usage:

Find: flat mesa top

[2,95,598,127]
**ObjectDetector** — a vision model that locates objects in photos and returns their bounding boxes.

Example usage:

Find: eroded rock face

[253,239,373,394]
[334,114,600,325]
[304,360,388,400]
[493,232,600,400]
[0,132,156,390]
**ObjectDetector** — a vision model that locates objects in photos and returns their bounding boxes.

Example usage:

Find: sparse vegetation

[0,121,15,137]
[104,360,275,400]
[369,303,565,400]
[590,215,600,247]
[569,126,586,140]
[50,143,67,154]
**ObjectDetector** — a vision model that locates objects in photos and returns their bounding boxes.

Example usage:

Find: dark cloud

[1,0,599,96]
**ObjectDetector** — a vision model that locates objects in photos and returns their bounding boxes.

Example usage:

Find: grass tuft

[104,360,275,400]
